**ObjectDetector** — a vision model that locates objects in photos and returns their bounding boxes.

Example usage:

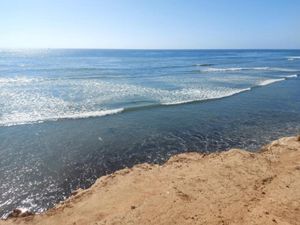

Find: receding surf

[0,108,124,127]
[0,76,293,127]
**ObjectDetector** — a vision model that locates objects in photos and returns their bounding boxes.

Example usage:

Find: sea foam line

[0,77,43,85]
[257,78,285,86]
[0,108,124,127]
[256,73,298,87]
[53,108,124,120]
[287,56,300,61]
[284,74,298,78]
[163,76,294,106]
[0,74,296,127]
[161,88,251,105]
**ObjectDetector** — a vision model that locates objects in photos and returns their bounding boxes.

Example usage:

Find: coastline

[1,136,300,225]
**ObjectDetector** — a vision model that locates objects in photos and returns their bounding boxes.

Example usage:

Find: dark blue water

[0,49,300,217]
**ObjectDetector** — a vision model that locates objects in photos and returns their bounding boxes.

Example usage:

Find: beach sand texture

[1,136,300,225]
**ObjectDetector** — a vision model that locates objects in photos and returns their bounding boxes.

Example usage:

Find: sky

[1,0,300,49]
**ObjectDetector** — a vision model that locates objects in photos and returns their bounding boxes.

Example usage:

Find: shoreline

[1,135,300,225]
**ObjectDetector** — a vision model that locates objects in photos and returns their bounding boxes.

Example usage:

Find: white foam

[0,77,41,85]
[0,108,124,127]
[203,67,244,72]
[287,56,300,61]
[1,77,253,126]
[284,74,298,78]
[160,87,250,105]
[1,207,32,219]
[18,207,31,213]
[257,78,285,86]
[160,88,251,105]
[0,72,295,127]
[0,199,13,208]
[59,109,124,119]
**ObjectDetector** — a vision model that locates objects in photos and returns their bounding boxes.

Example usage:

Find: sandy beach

[1,135,299,225]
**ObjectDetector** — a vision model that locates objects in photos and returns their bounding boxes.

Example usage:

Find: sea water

[0,49,300,217]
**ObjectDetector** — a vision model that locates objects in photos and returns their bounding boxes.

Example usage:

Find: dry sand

[1,136,300,225]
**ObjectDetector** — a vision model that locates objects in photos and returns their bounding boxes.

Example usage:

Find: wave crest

[284,74,298,78]
[257,78,285,86]
[287,56,300,61]
[161,88,251,105]
[0,108,124,127]
[0,71,297,127]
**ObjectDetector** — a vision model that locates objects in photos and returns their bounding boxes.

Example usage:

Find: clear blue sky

[1,0,300,49]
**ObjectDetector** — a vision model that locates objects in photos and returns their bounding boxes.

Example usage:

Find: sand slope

[1,136,300,225]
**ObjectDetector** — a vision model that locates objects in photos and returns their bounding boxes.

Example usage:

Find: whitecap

[202,67,244,72]
[0,108,124,127]
[287,56,300,61]
[284,74,298,78]
[0,73,295,127]
[160,88,251,105]
[257,78,285,86]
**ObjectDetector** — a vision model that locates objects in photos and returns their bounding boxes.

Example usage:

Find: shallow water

[0,49,300,217]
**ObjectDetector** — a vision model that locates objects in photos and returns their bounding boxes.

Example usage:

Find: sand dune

[1,136,300,225]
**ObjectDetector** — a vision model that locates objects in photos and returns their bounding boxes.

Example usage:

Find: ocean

[0,49,300,217]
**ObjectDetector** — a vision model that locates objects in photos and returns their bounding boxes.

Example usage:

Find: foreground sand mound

[1,136,300,225]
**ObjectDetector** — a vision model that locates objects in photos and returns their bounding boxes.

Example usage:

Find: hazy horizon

[1,48,300,50]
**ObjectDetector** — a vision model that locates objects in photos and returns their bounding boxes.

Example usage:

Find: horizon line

[1,47,300,51]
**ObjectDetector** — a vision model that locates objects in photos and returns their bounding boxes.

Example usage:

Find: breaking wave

[283,74,298,78]
[0,108,124,127]
[257,78,285,86]
[160,88,251,105]
[0,71,297,127]
[287,56,300,61]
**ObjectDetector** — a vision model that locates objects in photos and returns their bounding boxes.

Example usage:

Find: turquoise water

[0,49,300,217]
